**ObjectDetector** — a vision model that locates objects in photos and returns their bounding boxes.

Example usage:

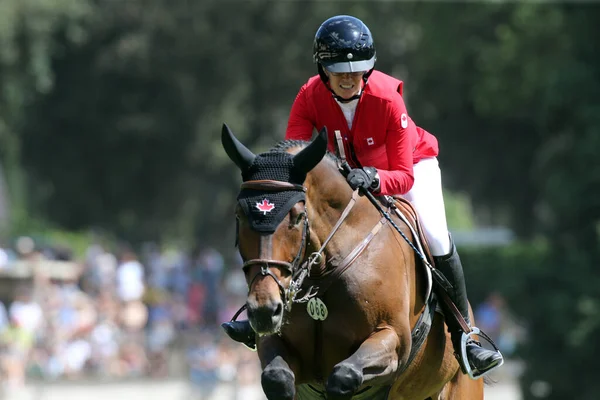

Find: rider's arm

[285,84,315,141]
[376,94,417,195]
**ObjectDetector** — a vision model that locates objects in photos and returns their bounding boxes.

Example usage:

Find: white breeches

[401,157,451,256]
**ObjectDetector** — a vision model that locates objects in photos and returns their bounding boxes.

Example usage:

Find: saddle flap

[391,196,435,265]
[387,195,436,301]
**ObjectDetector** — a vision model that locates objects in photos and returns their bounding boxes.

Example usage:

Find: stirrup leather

[458,327,505,380]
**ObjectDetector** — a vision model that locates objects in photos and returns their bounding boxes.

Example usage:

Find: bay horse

[222,123,483,400]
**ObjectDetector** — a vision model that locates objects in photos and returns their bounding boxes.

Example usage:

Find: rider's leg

[403,157,503,376]
[402,158,452,257]
[433,240,503,375]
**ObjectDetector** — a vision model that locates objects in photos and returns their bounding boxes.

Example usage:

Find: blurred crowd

[474,291,527,359]
[0,236,261,397]
[0,235,524,396]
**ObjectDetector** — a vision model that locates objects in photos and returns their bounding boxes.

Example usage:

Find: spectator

[116,250,145,303]
[195,247,224,326]
[8,286,43,336]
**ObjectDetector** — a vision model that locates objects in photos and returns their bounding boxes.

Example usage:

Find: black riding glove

[346,166,380,192]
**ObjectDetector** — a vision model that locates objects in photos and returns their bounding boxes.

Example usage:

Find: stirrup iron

[459,327,505,380]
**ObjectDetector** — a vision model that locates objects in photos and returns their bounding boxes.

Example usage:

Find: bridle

[241,180,310,312]
[238,179,359,314]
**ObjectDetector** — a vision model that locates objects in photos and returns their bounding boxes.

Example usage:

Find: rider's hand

[346,167,380,192]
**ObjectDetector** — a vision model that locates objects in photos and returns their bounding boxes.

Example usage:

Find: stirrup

[458,327,505,380]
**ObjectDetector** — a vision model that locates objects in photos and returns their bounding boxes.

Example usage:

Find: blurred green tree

[402,4,600,398]
[0,0,93,227]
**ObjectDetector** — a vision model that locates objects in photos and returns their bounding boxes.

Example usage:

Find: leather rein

[238,179,381,317]
[232,178,439,383]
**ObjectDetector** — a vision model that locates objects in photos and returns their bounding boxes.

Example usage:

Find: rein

[232,173,438,383]
[240,180,361,315]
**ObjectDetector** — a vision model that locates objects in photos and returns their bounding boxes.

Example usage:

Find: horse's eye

[295,211,306,225]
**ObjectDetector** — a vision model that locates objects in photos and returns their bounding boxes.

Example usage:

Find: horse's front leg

[258,335,301,400]
[326,325,402,399]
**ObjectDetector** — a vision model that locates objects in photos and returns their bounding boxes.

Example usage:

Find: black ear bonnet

[237,152,307,234]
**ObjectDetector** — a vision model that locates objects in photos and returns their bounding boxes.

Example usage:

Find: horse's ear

[221,123,256,171]
[293,126,328,174]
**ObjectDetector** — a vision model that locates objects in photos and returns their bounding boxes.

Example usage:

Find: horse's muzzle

[246,298,284,336]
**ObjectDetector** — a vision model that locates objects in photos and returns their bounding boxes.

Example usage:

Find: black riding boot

[434,241,503,377]
[221,320,257,350]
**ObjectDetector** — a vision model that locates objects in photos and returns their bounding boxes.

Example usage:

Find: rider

[222,15,503,377]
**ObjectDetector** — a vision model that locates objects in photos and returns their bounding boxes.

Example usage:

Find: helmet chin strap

[330,88,362,103]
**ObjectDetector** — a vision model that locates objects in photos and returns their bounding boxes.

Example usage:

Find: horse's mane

[269,139,340,164]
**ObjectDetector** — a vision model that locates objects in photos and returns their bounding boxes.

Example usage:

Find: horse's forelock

[269,139,308,154]
[269,139,339,166]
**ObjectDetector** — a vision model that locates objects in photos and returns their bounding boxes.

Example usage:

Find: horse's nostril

[274,302,283,317]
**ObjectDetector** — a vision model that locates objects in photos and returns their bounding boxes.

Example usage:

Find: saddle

[375,195,437,302]
[382,194,469,327]
[390,195,435,265]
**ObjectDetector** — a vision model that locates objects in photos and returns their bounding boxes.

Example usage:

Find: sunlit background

[0,1,598,399]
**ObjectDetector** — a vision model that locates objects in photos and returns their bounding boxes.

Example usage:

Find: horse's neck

[305,160,425,333]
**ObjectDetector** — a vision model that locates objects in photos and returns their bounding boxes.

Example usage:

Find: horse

[221,123,484,400]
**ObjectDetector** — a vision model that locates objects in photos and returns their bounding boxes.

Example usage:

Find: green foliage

[460,241,548,310]
[0,0,94,230]
[460,6,600,398]
[443,190,476,231]
[462,238,600,399]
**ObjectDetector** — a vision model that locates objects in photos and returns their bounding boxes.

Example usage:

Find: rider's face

[326,70,365,100]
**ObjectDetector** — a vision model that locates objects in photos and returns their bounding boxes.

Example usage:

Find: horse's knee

[261,358,295,400]
[326,362,364,399]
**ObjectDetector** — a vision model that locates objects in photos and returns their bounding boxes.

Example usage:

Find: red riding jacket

[285,70,439,195]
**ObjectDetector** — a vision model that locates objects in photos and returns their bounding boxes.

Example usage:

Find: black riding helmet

[313,15,376,97]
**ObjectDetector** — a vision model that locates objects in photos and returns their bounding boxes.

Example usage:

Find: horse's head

[222,124,328,336]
